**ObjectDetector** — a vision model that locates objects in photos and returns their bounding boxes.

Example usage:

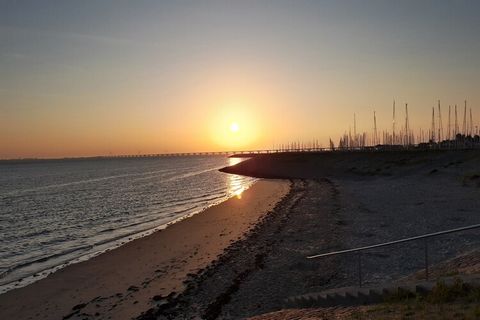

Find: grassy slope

[250,280,480,320]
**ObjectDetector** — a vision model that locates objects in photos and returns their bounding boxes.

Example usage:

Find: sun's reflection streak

[228,157,243,166]
[227,157,246,199]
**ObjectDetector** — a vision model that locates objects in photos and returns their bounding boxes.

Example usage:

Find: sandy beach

[0,179,290,320]
[2,150,479,320]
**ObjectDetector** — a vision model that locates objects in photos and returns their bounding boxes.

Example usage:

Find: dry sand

[0,179,290,320]
[222,151,480,287]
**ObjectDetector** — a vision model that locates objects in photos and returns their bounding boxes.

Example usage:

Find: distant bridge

[102,148,331,159]
[4,144,479,163]
[97,142,480,159]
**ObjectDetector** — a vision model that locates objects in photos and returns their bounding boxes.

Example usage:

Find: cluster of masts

[271,99,479,152]
[338,100,479,149]
[272,139,323,152]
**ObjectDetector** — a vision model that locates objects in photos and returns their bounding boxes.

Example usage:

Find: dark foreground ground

[141,150,480,319]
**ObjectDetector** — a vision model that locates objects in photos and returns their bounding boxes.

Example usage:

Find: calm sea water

[0,156,255,293]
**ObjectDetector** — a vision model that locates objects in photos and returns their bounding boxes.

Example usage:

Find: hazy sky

[2,0,480,158]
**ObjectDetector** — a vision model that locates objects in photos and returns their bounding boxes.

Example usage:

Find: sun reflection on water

[227,157,246,199]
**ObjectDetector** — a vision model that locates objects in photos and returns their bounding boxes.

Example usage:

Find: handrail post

[357,252,362,287]
[424,238,429,280]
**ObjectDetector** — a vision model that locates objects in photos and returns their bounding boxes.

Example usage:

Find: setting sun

[207,103,263,150]
[230,122,239,133]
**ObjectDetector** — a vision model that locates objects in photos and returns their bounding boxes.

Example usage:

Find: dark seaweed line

[202,181,307,320]
[137,179,305,320]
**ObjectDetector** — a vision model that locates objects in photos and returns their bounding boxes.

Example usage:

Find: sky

[2,0,480,158]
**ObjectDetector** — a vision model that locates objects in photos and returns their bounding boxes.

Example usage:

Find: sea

[0,156,255,294]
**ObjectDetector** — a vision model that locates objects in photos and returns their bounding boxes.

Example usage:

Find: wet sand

[0,179,290,320]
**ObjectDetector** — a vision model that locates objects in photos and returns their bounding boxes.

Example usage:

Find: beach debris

[128,285,139,292]
[152,295,164,301]
[72,303,86,311]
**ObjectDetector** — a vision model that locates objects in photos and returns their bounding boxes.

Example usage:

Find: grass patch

[349,278,480,319]
[386,278,480,304]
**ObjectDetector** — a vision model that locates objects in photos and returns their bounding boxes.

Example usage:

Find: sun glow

[208,102,262,150]
[230,122,239,132]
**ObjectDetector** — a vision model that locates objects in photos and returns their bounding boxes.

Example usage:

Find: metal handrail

[307,223,480,286]
[307,223,480,259]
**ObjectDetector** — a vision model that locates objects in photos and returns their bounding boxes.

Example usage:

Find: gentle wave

[0,168,175,198]
[0,156,255,294]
